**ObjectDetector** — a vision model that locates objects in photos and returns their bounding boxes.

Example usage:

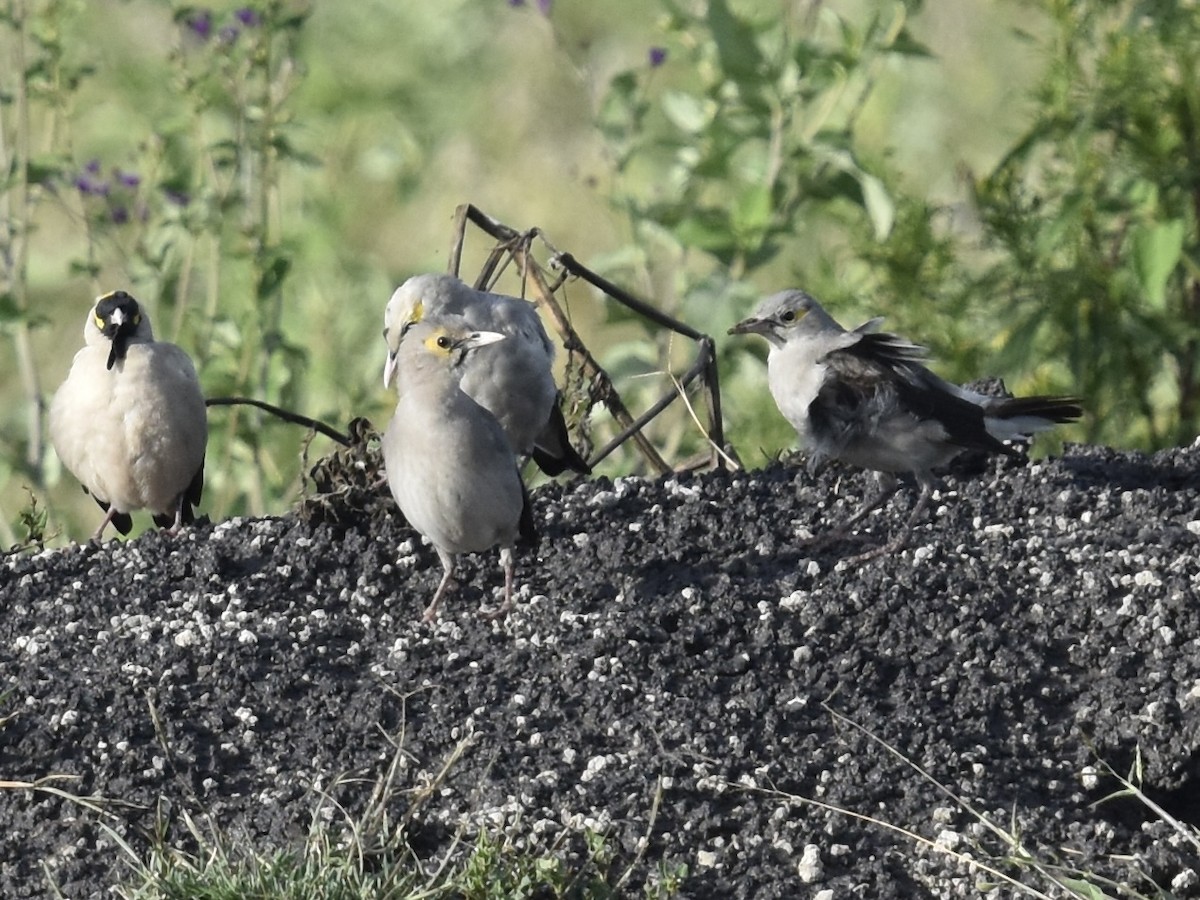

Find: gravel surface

[2,439,1199,898]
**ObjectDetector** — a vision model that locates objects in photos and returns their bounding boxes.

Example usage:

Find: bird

[382,272,591,477]
[729,289,1082,558]
[50,289,208,542]
[383,320,537,622]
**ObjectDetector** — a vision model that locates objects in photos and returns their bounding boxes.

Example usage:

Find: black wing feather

[152,456,205,530]
[813,333,1016,457]
[518,482,538,546]
[531,403,591,476]
[86,490,134,535]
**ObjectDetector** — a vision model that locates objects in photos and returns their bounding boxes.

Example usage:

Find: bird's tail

[984,395,1082,442]
[518,483,539,546]
[531,402,592,477]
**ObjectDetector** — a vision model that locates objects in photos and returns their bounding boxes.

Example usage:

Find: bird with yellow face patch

[383,320,537,622]
[50,290,208,541]
[383,272,590,476]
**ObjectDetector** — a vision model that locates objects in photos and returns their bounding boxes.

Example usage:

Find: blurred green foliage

[585,0,933,462]
[0,0,1196,547]
[969,0,1200,449]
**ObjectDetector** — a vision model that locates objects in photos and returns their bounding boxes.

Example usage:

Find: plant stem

[2,0,46,481]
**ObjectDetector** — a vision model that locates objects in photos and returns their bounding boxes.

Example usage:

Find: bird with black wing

[730,289,1081,559]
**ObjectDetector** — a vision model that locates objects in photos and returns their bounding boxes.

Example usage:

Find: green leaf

[256,255,291,300]
[661,90,711,134]
[706,0,764,80]
[1131,219,1184,309]
[270,135,321,167]
[1055,877,1116,900]
[27,156,69,186]
[889,27,935,58]
[674,211,733,253]
[812,146,894,239]
[732,183,772,240]
[0,293,21,323]
[858,172,895,240]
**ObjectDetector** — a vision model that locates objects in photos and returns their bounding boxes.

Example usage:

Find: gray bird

[384,320,537,622]
[50,290,207,541]
[383,272,590,476]
[729,289,1081,557]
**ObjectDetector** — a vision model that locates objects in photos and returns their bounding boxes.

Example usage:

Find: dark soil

[3,441,1200,898]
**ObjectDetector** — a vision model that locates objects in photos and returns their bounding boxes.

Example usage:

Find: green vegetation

[109,820,683,899]
[4,743,686,899]
[1,0,1197,543]
[5,708,1188,897]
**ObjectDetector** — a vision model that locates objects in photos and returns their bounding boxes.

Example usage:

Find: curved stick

[205,396,352,446]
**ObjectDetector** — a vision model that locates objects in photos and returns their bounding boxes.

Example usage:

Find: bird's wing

[814,334,1015,457]
[531,402,591,476]
[518,482,538,545]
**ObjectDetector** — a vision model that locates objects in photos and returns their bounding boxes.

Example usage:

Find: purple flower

[185,9,213,40]
[536,0,551,13]
[234,7,261,26]
[163,188,191,207]
[649,46,667,68]
[74,174,110,196]
[508,0,525,6]
[110,205,129,224]
[114,169,141,188]
[218,25,240,44]
[84,158,101,174]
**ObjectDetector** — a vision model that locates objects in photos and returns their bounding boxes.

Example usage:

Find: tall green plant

[597,0,927,274]
[53,2,312,529]
[0,0,97,545]
[155,2,314,516]
[583,0,931,466]
[970,0,1200,448]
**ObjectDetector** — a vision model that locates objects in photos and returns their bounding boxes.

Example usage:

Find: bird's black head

[93,290,143,370]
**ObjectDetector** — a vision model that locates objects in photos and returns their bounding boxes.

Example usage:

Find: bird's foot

[795,525,899,564]
[837,532,911,567]
[478,599,512,621]
[796,526,863,554]
[420,576,459,623]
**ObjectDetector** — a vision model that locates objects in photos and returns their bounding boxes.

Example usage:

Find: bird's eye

[436,335,452,350]
[780,310,796,323]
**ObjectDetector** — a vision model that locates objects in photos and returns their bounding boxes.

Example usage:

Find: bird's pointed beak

[102,306,135,369]
[462,330,506,350]
[728,317,770,336]
[107,328,130,370]
[383,349,400,390]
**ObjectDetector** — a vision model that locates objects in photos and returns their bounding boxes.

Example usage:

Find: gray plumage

[383,321,536,622]
[730,289,1081,555]
[50,290,207,541]
[383,272,590,476]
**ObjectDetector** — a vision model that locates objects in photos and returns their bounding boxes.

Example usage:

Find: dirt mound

[3,443,1199,897]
